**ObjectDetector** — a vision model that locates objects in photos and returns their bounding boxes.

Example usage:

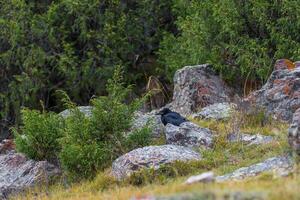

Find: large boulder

[171,64,236,116]
[245,65,300,122]
[112,145,201,180]
[191,103,236,121]
[288,108,300,155]
[165,122,213,148]
[0,151,60,199]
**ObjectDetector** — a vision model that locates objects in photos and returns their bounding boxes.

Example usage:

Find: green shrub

[58,108,112,179]
[59,67,152,180]
[125,126,152,152]
[14,108,63,162]
[159,0,300,84]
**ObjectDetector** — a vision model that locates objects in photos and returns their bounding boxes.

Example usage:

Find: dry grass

[15,173,300,200]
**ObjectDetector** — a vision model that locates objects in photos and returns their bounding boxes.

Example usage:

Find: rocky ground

[2,60,300,200]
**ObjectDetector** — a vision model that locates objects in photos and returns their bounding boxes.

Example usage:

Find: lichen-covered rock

[0,152,60,199]
[288,108,300,155]
[131,111,164,138]
[192,103,236,121]
[274,59,294,71]
[59,106,93,118]
[245,67,300,122]
[227,133,274,146]
[171,64,236,116]
[112,145,201,180]
[216,155,293,182]
[165,122,213,148]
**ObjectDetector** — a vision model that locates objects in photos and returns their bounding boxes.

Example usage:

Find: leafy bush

[14,108,63,162]
[159,0,300,84]
[59,67,152,180]
[125,127,152,152]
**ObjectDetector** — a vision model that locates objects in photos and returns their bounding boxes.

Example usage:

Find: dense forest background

[1,0,300,134]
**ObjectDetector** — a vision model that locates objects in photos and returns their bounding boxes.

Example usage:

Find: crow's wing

[164,112,187,126]
[170,112,187,121]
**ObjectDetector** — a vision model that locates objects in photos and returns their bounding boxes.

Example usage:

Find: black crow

[156,108,187,126]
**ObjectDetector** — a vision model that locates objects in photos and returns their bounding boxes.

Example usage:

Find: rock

[274,59,295,71]
[0,152,60,199]
[59,106,93,118]
[245,66,300,122]
[165,122,213,148]
[184,171,215,185]
[288,108,300,155]
[227,133,274,146]
[112,145,201,180]
[216,155,293,182]
[171,64,236,116]
[191,103,236,121]
[131,111,164,138]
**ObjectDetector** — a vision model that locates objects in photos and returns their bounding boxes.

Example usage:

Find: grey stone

[216,155,293,182]
[112,145,201,180]
[184,171,215,185]
[192,103,236,121]
[245,67,300,122]
[171,64,236,116]
[131,110,164,138]
[227,133,274,146]
[165,122,213,148]
[0,152,60,199]
[59,106,93,118]
[288,108,300,155]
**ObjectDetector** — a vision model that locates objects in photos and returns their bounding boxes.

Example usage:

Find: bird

[156,108,187,126]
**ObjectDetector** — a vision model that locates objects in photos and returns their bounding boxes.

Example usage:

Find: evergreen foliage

[14,108,64,162]
[159,0,300,84]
